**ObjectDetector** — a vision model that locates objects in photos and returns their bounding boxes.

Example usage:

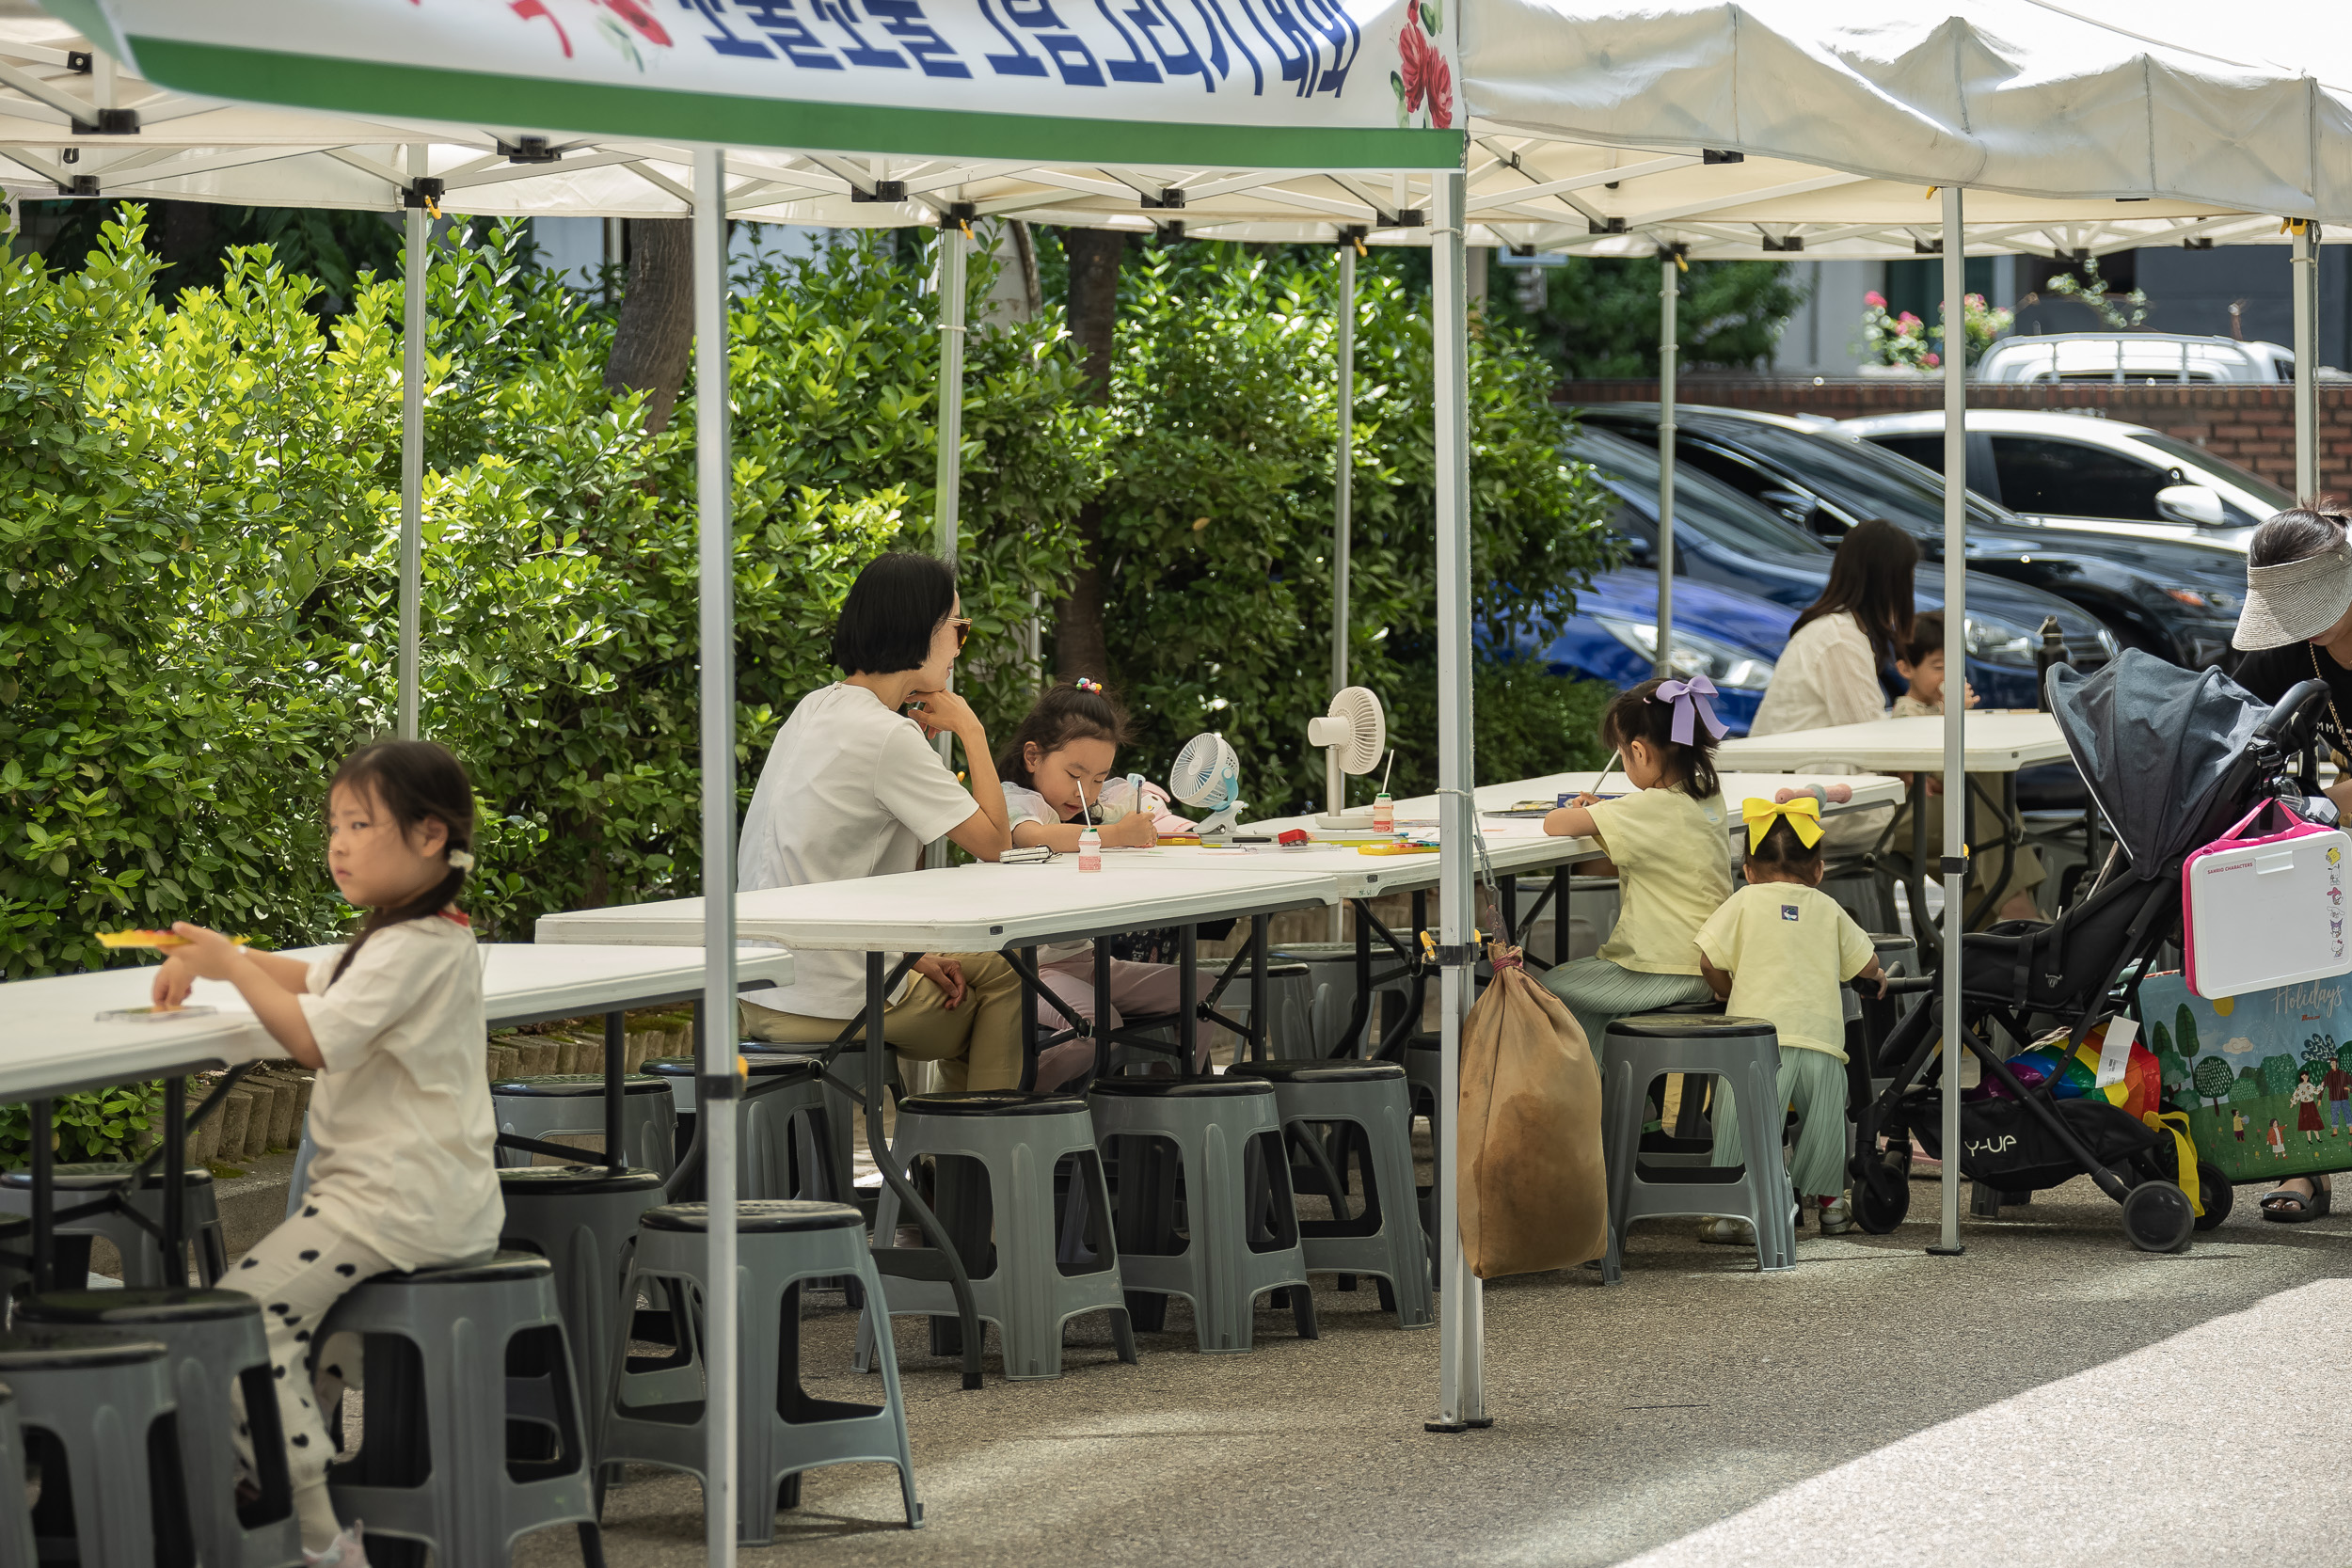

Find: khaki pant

[738,951,1026,1091]
[1887,774,2045,927]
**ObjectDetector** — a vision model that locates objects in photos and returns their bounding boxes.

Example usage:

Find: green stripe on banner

[128,37,1465,172]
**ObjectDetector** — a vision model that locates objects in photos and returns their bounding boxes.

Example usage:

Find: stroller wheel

[2122,1180,2197,1253]
[2193,1162,2233,1231]
[1853,1159,1910,1234]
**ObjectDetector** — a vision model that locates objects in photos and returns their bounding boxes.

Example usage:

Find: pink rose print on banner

[1392,2,1453,129]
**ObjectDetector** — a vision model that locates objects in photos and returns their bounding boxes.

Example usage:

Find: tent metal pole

[1656,249,1677,676]
[691,146,740,1568]
[1429,168,1486,1433]
[1933,185,1967,1259]
[928,223,967,866]
[396,143,426,740]
[1333,239,1356,700]
[2295,221,2320,499]
[1331,236,1357,943]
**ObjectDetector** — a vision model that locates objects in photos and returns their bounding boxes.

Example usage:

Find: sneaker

[1695,1216,1755,1245]
[305,1522,368,1568]
[1818,1195,1854,1236]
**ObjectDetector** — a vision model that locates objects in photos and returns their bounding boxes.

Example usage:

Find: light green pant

[1709,1042,1850,1201]
[1539,957,1713,1051]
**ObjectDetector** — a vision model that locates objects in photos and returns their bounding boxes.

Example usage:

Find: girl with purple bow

[1539,677,1734,1048]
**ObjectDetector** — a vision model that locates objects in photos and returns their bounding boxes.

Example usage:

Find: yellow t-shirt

[1693,882,1877,1061]
[1586,785,1733,974]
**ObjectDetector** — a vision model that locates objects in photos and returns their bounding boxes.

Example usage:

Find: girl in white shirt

[995,680,1214,1089]
[152,739,501,1566]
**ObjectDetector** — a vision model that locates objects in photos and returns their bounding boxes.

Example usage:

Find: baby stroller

[1851,651,2335,1252]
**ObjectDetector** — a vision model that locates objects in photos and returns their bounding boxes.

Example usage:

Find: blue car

[1564,426,2118,709]
[1532,569,1790,736]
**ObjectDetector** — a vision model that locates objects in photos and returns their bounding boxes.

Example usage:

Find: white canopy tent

[27,1,1487,1556]
[20,0,2352,1517]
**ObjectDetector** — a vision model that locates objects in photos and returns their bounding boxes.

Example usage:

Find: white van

[1974,333,2295,385]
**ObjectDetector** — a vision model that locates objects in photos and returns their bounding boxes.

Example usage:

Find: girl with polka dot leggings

[153,743,504,1564]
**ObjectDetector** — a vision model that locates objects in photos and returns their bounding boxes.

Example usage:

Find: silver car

[1837,408,2293,555]
[1974,332,2295,386]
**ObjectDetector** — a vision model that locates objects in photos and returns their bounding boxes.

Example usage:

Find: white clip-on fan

[1170,734,1245,839]
[1309,686,1387,832]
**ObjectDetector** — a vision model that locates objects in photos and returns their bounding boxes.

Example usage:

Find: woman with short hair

[736,552,1026,1089]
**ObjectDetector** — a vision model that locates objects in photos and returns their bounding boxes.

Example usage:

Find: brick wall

[1555,376,2352,498]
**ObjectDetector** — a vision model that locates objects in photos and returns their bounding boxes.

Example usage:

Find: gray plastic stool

[17,1288,297,1568]
[0,1386,33,1568]
[0,1326,196,1567]
[1264,944,1413,1057]
[492,1074,676,1175]
[606,1201,921,1544]
[0,1164,227,1289]
[1211,959,1317,1065]
[496,1165,667,1475]
[1599,1014,1796,1282]
[321,1252,600,1567]
[1088,1078,1316,1352]
[1221,1061,1433,1327]
[855,1092,1134,1380]
[645,1055,846,1203]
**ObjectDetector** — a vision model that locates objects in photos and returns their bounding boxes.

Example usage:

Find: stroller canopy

[2051,651,2266,879]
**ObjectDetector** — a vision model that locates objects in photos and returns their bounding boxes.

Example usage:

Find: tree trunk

[602,218,695,434]
[1055,228,1123,685]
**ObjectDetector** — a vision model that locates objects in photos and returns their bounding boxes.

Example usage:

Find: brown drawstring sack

[1457,942,1607,1278]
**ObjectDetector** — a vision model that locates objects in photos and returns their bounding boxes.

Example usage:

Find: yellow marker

[97,930,253,950]
[1358,842,1439,856]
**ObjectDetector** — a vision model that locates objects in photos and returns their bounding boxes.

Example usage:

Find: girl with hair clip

[1694,797,1888,1241]
[1537,676,1735,1049]
[996,678,1216,1090]
[149,738,502,1566]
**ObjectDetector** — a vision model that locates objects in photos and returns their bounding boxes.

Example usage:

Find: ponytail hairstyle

[1600,677,1722,800]
[327,738,476,983]
[994,680,1133,789]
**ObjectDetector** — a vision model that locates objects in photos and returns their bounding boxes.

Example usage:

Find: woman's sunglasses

[947,617,973,652]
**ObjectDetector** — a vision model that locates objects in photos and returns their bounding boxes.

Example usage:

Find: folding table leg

[603,1010,627,1175]
[860,951,985,1389]
[1179,926,1200,1075]
[161,1074,185,1278]
[1554,865,1571,970]
[30,1100,52,1293]
[1248,915,1269,1064]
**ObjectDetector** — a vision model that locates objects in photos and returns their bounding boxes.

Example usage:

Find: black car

[1564,427,2115,709]
[1577,404,2248,669]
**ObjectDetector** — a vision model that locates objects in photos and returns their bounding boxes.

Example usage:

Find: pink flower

[1898,311,1921,325]
[1924,352,1941,367]
[1397,22,1454,127]
[1400,23,1434,115]
[1864,291,1886,308]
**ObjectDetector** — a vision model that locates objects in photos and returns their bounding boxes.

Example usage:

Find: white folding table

[535,863,1341,1387]
[1721,713,2075,936]
[1240,770,1906,1053]
[2,943,794,1291]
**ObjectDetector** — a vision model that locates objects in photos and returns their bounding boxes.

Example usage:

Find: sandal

[2260,1174,2332,1223]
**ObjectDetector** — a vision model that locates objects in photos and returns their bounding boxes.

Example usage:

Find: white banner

[65,0,1465,168]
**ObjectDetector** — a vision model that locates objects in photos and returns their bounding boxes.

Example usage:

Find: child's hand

[1104,815,1158,848]
[1963,681,1979,709]
[162,923,246,982]
[150,954,198,1011]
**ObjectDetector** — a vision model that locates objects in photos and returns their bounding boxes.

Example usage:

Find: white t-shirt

[1750,611,1890,771]
[1002,783,1092,965]
[738,682,981,1018]
[296,916,502,1271]
[1693,882,1876,1061]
